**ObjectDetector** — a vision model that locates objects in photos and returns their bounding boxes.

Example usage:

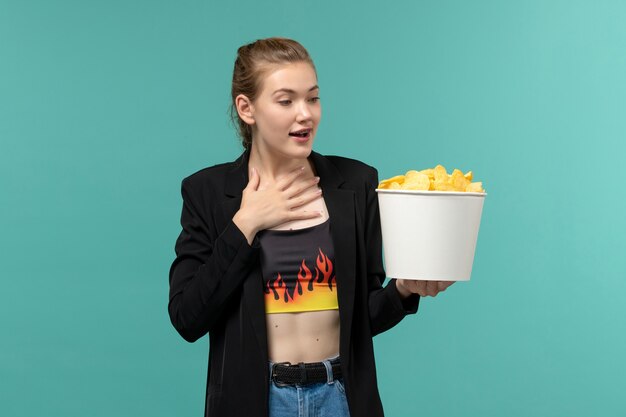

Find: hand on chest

[257,175,328,231]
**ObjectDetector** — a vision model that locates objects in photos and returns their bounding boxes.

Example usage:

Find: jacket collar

[224,148,346,196]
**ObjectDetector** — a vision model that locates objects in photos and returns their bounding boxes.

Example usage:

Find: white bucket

[376,189,486,281]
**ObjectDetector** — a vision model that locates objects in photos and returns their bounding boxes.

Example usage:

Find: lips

[289,128,312,137]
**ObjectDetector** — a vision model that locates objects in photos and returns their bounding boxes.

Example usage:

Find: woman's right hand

[233,165,323,244]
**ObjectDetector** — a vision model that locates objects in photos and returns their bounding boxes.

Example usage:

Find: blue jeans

[268,355,351,417]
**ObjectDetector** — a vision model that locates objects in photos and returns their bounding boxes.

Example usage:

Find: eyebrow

[272,85,319,95]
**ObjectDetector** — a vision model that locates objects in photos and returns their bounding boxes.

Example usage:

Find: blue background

[1,1,625,416]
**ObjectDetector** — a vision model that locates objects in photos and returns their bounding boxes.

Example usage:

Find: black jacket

[168,149,420,417]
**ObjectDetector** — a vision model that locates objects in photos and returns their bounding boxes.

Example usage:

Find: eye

[278,100,292,105]
[309,97,320,103]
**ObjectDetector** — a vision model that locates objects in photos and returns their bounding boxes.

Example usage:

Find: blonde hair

[229,37,317,150]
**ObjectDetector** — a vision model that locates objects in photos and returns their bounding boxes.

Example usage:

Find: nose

[295,100,313,122]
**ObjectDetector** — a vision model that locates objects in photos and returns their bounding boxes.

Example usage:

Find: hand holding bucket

[396,279,455,297]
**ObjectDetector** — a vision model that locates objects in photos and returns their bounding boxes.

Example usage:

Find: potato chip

[436,182,458,191]
[401,172,430,190]
[404,170,421,179]
[379,165,485,193]
[451,169,469,191]
[420,168,435,179]
[379,175,405,185]
[466,182,483,192]
[433,165,448,182]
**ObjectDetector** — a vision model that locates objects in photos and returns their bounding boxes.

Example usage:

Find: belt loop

[322,359,334,384]
[298,362,307,385]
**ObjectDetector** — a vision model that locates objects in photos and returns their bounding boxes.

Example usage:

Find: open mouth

[289,129,312,138]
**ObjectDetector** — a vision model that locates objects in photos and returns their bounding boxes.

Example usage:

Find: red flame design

[264,247,335,304]
[316,248,335,290]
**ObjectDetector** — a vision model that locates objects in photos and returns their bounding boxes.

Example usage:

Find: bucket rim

[376,189,487,197]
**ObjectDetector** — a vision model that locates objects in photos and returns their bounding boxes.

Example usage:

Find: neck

[248,142,315,184]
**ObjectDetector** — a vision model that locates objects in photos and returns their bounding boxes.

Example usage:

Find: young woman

[168,37,454,417]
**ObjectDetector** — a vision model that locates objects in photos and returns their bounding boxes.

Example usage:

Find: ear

[235,94,255,126]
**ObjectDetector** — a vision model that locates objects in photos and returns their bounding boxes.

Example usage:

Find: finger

[277,166,305,190]
[396,279,406,293]
[285,176,320,199]
[399,279,418,296]
[404,279,420,294]
[426,280,438,296]
[247,167,260,191]
[288,210,324,222]
[413,280,427,296]
[438,281,454,292]
[287,188,323,209]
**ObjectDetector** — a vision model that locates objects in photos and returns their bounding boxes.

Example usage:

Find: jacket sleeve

[365,167,420,336]
[168,177,260,343]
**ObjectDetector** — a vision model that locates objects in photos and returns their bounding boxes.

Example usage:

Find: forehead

[259,62,318,95]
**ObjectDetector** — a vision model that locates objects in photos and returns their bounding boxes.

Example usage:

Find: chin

[292,144,313,158]
[287,139,314,156]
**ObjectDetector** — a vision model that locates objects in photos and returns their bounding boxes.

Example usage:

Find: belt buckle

[271,361,292,387]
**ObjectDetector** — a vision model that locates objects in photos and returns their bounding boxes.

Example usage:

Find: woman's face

[248,61,321,160]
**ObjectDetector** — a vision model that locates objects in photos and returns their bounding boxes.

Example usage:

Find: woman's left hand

[395,279,455,298]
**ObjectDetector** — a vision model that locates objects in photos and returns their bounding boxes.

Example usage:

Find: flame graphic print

[264,248,338,313]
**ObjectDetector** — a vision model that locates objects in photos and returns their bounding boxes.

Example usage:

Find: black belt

[271,357,342,386]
